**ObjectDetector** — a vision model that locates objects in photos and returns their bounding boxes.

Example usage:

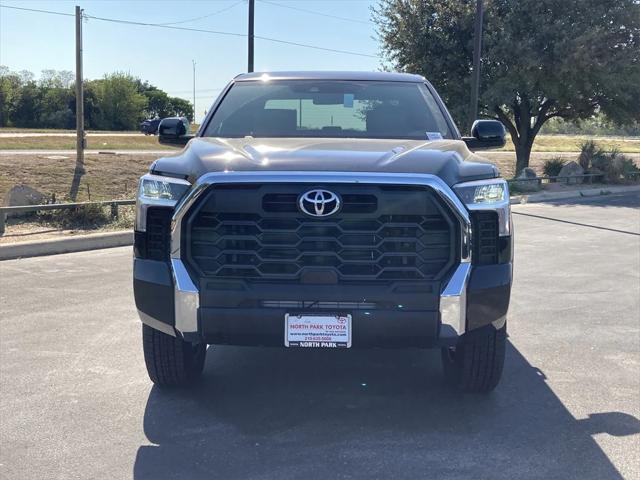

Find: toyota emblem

[298,189,341,217]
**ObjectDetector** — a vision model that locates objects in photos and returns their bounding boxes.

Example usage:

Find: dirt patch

[0,153,156,201]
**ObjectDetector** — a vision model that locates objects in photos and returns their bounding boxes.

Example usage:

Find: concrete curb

[1,184,638,260]
[0,230,132,261]
[510,184,640,205]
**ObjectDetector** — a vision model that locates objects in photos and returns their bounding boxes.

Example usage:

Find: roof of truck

[234,71,426,83]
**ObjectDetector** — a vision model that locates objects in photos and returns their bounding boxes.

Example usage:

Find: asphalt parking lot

[1,193,639,480]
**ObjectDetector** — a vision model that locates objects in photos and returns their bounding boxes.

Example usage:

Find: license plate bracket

[284,313,352,348]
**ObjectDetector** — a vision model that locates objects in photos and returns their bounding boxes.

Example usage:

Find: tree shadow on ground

[133,342,639,480]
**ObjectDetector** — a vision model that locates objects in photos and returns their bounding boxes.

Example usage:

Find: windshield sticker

[343,93,354,108]
[426,132,443,141]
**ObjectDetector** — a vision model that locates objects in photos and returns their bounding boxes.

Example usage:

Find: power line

[84,13,377,58]
[0,4,74,17]
[0,3,377,58]
[83,13,246,38]
[155,0,246,26]
[254,35,375,57]
[257,0,371,25]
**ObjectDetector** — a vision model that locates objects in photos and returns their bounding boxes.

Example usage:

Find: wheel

[441,322,506,393]
[142,324,207,387]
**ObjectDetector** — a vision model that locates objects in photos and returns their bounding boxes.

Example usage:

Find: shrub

[542,157,566,180]
[577,140,605,171]
[620,157,640,175]
[36,202,111,230]
[590,149,612,174]
[589,148,639,184]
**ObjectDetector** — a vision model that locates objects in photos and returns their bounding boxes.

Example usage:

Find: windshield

[203,80,453,140]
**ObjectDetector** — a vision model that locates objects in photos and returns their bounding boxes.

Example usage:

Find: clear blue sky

[0,0,382,121]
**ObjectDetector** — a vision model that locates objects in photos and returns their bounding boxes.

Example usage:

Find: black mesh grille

[185,185,457,283]
[144,207,173,261]
[472,211,499,265]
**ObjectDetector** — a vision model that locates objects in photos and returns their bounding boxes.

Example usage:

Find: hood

[151,137,499,187]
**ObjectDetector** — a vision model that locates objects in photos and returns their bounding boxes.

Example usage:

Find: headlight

[140,175,190,201]
[136,173,191,231]
[453,178,510,236]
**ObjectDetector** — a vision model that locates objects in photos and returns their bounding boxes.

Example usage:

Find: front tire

[441,323,506,393]
[142,324,207,387]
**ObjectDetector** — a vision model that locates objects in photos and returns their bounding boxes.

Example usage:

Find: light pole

[468,0,484,133]
[248,0,254,72]
[192,59,196,123]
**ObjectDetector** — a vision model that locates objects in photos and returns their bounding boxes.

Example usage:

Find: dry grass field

[0,130,639,153]
[501,134,640,153]
[0,153,155,202]
[0,135,174,151]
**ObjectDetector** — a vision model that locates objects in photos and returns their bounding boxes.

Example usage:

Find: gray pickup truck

[134,71,512,393]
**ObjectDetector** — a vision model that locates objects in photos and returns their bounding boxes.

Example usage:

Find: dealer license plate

[285,314,352,348]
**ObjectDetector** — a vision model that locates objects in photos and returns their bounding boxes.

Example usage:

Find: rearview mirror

[463,120,506,150]
[158,117,193,146]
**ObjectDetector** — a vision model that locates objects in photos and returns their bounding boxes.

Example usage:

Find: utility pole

[192,59,196,123]
[248,0,255,72]
[75,5,84,167]
[468,0,484,133]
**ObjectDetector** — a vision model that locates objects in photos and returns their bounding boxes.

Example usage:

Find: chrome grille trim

[170,171,472,335]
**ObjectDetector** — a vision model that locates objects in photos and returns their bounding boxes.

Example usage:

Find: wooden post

[75,6,84,165]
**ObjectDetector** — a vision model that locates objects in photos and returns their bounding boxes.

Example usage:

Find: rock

[557,161,584,184]
[513,167,540,192]
[3,185,47,218]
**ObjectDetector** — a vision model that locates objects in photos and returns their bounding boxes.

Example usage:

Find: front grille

[184,184,457,283]
[472,211,499,265]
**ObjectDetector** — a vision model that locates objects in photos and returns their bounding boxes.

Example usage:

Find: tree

[40,69,74,89]
[373,0,640,174]
[98,73,147,130]
[168,97,194,122]
[0,67,22,127]
[0,68,193,130]
[135,80,194,121]
[11,81,42,128]
[38,70,75,128]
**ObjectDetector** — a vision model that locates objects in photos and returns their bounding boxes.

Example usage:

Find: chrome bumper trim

[137,309,176,337]
[168,171,474,337]
[439,262,471,336]
[171,258,199,334]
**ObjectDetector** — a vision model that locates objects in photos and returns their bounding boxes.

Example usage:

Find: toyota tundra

[134,71,512,393]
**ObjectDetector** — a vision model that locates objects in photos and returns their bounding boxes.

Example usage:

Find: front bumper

[134,257,511,347]
[134,171,511,347]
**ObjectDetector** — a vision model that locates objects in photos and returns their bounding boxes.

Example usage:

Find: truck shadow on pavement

[133,342,639,480]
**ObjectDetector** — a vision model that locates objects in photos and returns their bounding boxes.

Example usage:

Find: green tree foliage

[373,0,640,174]
[92,73,147,130]
[0,67,195,130]
[0,66,22,127]
[168,97,194,121]
[136,80,194,122]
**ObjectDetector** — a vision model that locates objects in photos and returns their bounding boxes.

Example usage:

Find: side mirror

[463,120,506,150]
[158,117,193,146]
